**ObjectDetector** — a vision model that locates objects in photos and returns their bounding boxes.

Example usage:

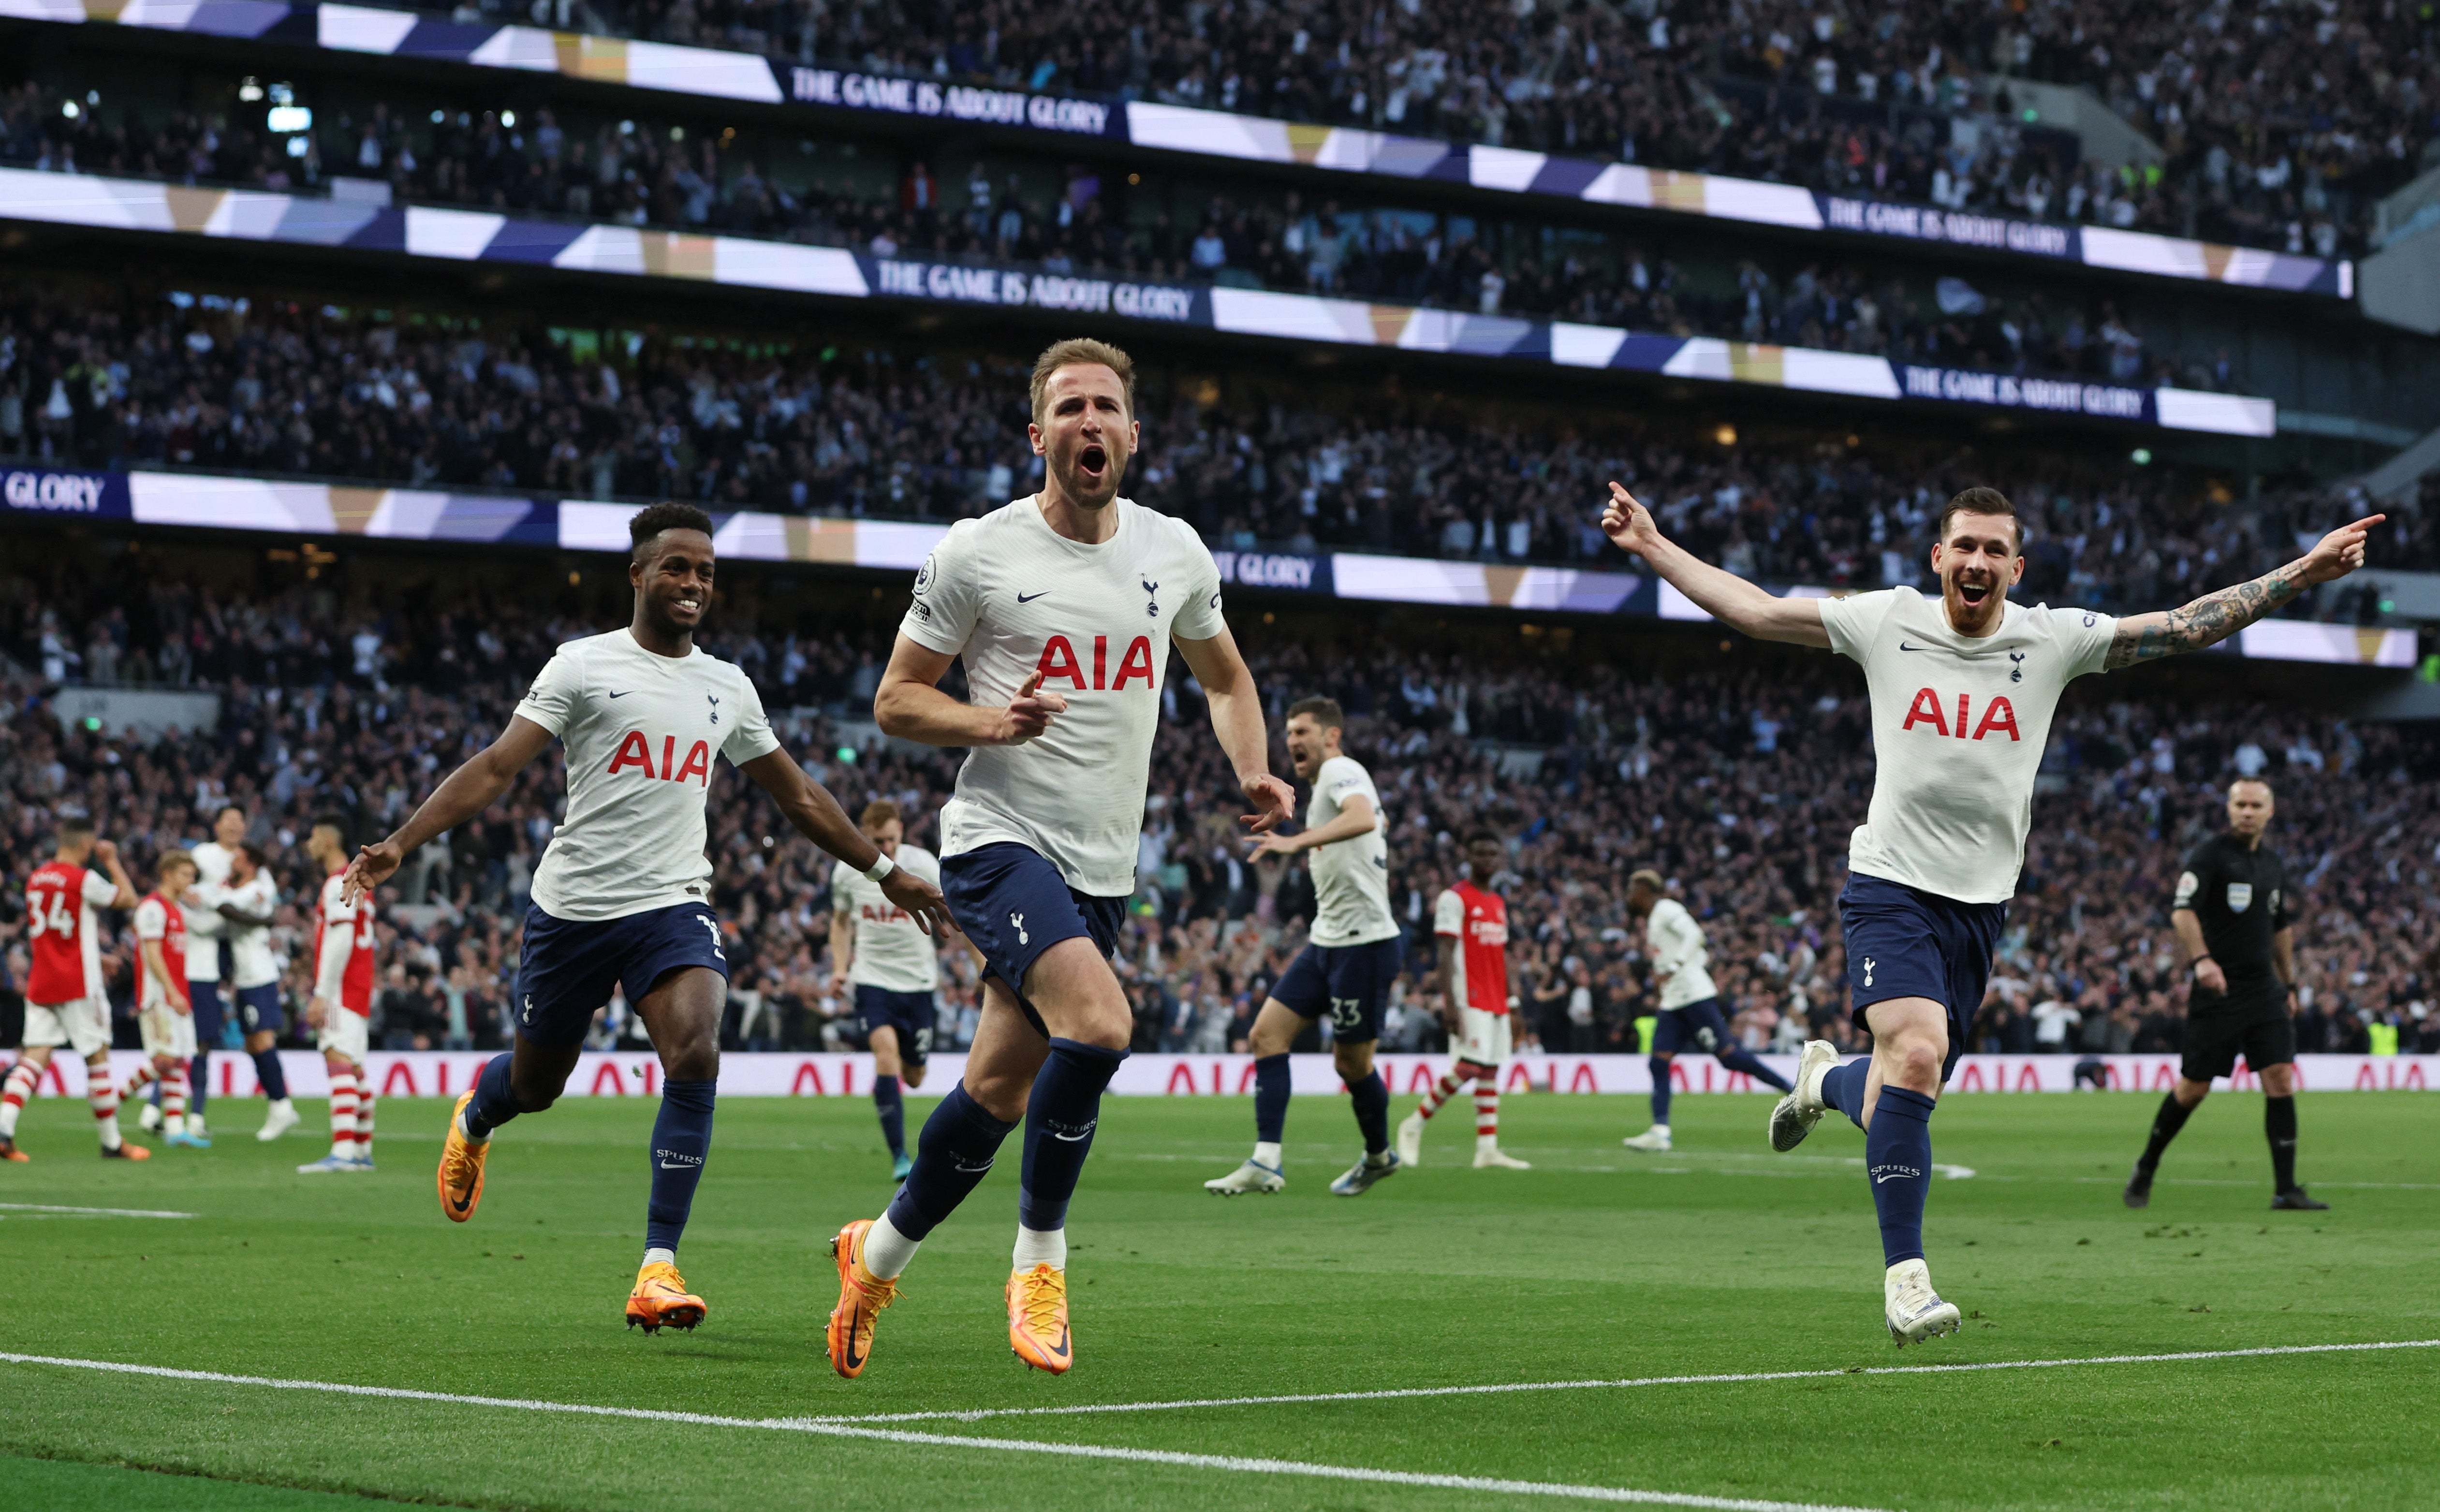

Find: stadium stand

[6,554,2440,1072]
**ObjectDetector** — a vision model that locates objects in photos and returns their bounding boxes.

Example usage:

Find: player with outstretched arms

[343,501,952,1333]
[118,850,206,1148]
[1,817,142,1161]
[1389,827,1534,1171]
[1206,695,1412,1197]
[824,338,1293,1379]
[829,798,961,1180]
[299,818,379,1174]
[1620,867,1793,1153]
[1602,480,2381,1345]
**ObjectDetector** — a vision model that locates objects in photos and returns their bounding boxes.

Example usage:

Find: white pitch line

[0,1202,198,1218]
[791,1338,2440,1425]
[0,1352,1883,1512]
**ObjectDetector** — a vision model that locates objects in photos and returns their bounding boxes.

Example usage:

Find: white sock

[270,1097,293,1115]
[457,1107,490,1144]
[1251,1141,1282,1170]
[1476,1132,1499,1151]
[1651,1123,1671,1136]
[1801,1057,1832,1107]
[862,1212,921,1280]
[1012,1224,1067,1271]
[642,1246,676,1268]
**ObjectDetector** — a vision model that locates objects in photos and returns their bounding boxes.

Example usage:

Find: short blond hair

[1628,868,1665,893]
[157,849,196,882]
[1029,337,1136,427]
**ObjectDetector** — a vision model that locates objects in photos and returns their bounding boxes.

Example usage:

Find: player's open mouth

[674,596,702,615]
[1957,581,1992,606]
[1078,444,1108,480]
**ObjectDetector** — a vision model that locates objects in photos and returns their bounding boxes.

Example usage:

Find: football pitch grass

[3,1089,2434,1511]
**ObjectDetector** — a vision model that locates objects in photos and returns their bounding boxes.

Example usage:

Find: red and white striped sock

[0,1062,35,1138]
[327,1072,359,1159]
[1414,1071,1465,1121]
[90,1073,123,1150]
[121,1062,159,1100]
[1473,1086,1500,1145]
[163,1066,189,1132]
[353,1087,375,1161]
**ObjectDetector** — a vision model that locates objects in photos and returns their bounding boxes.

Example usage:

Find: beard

[1051,441,1127,508]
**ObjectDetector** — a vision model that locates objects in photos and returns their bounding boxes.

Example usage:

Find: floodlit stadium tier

[1,264,2432,644]
[3,0,2430,261]
[3,527,2437,1074]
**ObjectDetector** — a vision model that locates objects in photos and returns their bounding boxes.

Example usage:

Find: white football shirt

[1304,755,1397,947]
[1644,897,1717,1009]
[1819,586,2116,905]
[900,497,1225,897]
[831,844,944,992]
[183,838,233,981]
[221,873,280,989]
[516,628,782,922]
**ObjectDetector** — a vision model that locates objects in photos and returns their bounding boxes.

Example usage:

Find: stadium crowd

[381,0,2421,254]
[5,567,2438,1075]
[0,78,2237,396]
[4,286,2427,613]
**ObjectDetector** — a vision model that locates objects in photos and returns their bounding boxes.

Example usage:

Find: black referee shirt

[2173,833,2291,1008]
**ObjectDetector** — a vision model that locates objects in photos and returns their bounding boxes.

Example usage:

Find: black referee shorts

[2181,995,2295,1083]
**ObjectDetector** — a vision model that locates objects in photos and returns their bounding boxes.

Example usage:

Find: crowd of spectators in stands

[5,564,2439,1073]
[438,0,2425,254]
[2,77,2241,396]
[6,286,2425,614]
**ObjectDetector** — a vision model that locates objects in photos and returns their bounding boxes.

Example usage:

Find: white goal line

[792,1338,2440,1425]
[0,1350,1885,1512]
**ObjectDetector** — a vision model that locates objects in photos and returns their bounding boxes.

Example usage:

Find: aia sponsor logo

[1900,688,2021,742]
[1033,633,1157,690]
[606,733,716,783]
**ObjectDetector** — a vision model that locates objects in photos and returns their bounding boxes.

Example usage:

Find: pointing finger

[1018,670,1044,700]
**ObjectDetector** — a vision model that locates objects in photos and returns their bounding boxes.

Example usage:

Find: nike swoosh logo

[1051,1130,1091,1142]
[1017,591,1050,603]
[841,1312,867,1368]
[1048,1328,1070,1359]
[607,690,632,698]
[1897,642,1936,652]
[659,1160,697,1170]
[448,1191,471,1214]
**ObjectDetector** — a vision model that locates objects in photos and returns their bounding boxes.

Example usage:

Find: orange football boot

[625,1260,707,1333]
[436,1090,489,1223]
[101,1142,150,1160]
[1006,1263,1072,1374]
[0,1138,25,1163]
[824,1218,900,1379]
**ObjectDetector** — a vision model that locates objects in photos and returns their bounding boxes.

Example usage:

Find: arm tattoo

[2105,560,2307,670]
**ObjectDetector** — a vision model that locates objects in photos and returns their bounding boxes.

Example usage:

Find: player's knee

[1333,1043,1373,1080]
[1889,1040,1945,1090]
[660,1042,720,1082]
[2173,1077,2211,1107]
[2260,1066,2297,1098]
[902,1063,927,1090]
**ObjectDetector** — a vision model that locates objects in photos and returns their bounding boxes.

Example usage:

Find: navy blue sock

[1865,1086,1938,1266]
[188,1054,208,1116]
[1719,1047,1793,1092]
[251,1047,289,1101]
[1252,1053,1291,1145]
[873,1074,906,1158]
[1648,1057,1674,1123]
[1821,1058,1870,1131]
[1348,1069,1390,1156]
[464,1052,521,1139]
[1017,1038,1126,1232]
[883,1083,1017,1240]
[644,1079,716,1255]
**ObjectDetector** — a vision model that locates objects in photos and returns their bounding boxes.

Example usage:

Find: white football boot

[1884,1259,1962,1347]
[1769,1041,1840,1152]
[256,1099,303,1142]
[137,1100,163,1135]
[1622,1125,1672,1152]
[1394,1112,1425,1168]
[1203,1159,1285,1195]
[1472,1143,1530,1169]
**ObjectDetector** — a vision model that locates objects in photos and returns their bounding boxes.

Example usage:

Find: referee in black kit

[2124,778,2326,1211]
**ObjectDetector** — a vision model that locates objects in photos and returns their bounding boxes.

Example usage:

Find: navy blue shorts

[856,984,937,1066]
[1271,936,1406,1045]
[1839,873,2005,1082]
[236,983,284,1037]
[1652,997,1734,1057]
[942,843,1126,1037]
[189,979,225,1045]
[513,900,730,1048]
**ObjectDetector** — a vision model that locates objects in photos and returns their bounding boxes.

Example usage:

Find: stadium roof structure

[0,0,2353,299]
[0,165,2280,439]
[3,465,2411,671]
